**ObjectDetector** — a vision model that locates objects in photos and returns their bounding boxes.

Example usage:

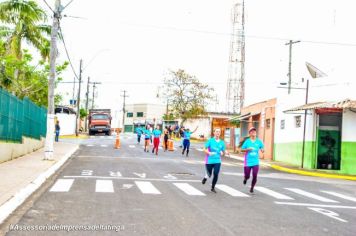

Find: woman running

[143,125,152,152]
[152,125,162,155]
[240,127,264,193]
[202,128,228,193]
[182,126,198,157]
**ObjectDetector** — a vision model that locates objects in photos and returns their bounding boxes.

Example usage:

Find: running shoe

[211,188,217,193]
[243,179,247,185]
[202,178,207,184]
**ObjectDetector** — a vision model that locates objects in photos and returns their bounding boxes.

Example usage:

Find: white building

[274,76,356,175]
[123,104,166,132]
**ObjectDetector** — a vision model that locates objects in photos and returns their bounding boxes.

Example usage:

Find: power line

[42,0,54,13]
[58,24,79,80]
[120,22,356,47]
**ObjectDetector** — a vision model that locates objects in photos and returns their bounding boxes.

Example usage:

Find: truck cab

[89,109,112,136]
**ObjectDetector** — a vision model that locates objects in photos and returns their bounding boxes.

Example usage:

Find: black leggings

[164,137,168,150]
[205,163,221,189]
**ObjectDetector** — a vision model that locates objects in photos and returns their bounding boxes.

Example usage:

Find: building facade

[123,104,166,132]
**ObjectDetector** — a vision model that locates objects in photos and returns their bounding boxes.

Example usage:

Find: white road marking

[159,147,163,150]
[81,170,93,176]
[122,184,133,189]
[100,145,108,147]
[109,171,122,177]
[63,176,201,182]
[321,191,356,202]
[129,145,135,148]
[135,181,161,194]
[173,183,205,196]
[274,202,356,209]
[163,174,178,180]
[223,162,243,167]
[133,172,146,178]
[95,180,114,193]
[254,186,294,200]
[215,184,249,197]
[308,207,347,223]
[196,148,204,152]
[86,144,94,147]
[90,136,94,138]
[49,179,74,192]
[100,136,104,139]
[285,188,339,203]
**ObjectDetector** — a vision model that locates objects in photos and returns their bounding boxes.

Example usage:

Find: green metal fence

[0,87,47,142]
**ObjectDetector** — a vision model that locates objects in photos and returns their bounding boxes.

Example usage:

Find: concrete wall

[340,110,356,175]
[180,118,211,139]
[0,137,45,163]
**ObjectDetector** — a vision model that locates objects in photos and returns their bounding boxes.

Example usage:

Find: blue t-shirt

[143,129,151,139]
[153,129,162,138]
[183,131,192,140]
[241,138,264,167]
[136,127,143,135]
[204,138,226,164]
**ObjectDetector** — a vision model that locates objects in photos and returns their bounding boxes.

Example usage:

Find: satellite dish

[306,62,327,78]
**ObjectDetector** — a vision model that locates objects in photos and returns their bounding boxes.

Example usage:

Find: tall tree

[163,69,214,125]
[0,0,51,59]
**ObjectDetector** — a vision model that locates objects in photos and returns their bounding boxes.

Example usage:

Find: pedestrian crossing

[49,179,356,204]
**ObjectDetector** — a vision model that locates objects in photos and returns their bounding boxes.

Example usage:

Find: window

[92,114,109,120]
[280,120,285,130]
[266,119,271,129]
[137,112,144,117]
[295,116,301,128]
[127,112,133,118]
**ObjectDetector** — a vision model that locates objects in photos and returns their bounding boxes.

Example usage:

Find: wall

[179,118,211,139]
[55,113,76,135]
[340,110,356,175]
[0,137,45,163]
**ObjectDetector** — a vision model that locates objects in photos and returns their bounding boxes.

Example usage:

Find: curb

[270,164,356,181]
[0,145,79,225]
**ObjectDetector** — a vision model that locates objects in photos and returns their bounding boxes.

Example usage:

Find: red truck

[88,109,112,136]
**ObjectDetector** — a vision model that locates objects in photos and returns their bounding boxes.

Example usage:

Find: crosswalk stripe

[254,186,294,200]
[135,181,161,194]
[100,145,108,147]
[50,179,74,192]
[321,191,356,202]
[215,185,249,197]
[86,144,94,147]
[285,188,338,203]
[95,180,114,193]
[129,145,135,148]
[173,183,205,196]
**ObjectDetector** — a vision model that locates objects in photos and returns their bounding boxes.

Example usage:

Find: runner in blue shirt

[182,126,198,157]
[143,125,152,152]
[152,125,162,155]
[202,128,229,193]
[135,126,143,144]
[240,127,264,193]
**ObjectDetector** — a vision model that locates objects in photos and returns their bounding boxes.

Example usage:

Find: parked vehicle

[88,109,112,135]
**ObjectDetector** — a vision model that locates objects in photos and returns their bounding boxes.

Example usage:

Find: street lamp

[278,78,309,168]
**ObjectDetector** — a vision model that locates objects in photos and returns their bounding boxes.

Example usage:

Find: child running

[240,127,264,193]
[182,126,198,157]
[202,128,228,193]
[135,126,143,144]
[152,125,162,155]
[143,125,152,152]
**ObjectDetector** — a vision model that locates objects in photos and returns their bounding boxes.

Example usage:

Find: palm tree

[0,0,51,59]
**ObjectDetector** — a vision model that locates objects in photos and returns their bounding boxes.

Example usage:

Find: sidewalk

[228,153,356,181]
[0,142,79,224]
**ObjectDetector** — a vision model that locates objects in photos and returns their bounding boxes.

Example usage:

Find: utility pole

[285,40,301,94]
[75,59,83,136]
[72,77,76,105]
[84,76,90,132]
[91,82,101,109]
[121,90,128,130]
[301,78,309,168]
[44,0,61,160]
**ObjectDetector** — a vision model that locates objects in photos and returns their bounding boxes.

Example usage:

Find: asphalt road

[4,133,356,236]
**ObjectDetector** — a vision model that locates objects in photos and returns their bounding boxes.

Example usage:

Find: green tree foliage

[0,1,68,107]
[79,108,88,120]
[164,69,214,125]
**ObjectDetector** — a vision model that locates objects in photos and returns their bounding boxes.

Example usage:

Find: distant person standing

[55,120,60,142]
[182,126,198,157]
[179,126,185,148]
[135,126,143,144]
[163,126,169,152]
[240,127,264,194]
[152,125,162,155]
[149,125,153,144]
[202,128,228,193]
